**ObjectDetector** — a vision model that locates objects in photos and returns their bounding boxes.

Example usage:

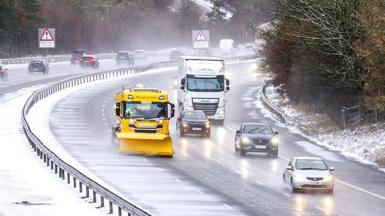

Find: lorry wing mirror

[235,129,241,134]
[181,78,185,86]
[180,85,185,90]
[115,103,120,116]
[168,103,175,119]
[226,86,230,91]
[226,78,230,86]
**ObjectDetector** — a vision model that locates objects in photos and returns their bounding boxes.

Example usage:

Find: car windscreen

[295,159,328,170]
[183,111,206,120]
[117,52,129,58]
[82,57,94,61]
[124,102,167,119]
[73,49,85,54]
[30,60,43,65]
[242,124,273,134]
[186,75,224,92]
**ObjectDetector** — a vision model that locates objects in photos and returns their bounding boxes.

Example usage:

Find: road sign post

[38,28,55,49]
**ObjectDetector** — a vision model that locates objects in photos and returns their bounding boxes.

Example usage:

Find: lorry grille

[193,103,218,116]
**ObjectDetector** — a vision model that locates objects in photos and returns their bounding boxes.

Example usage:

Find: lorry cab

[177,56,230,124]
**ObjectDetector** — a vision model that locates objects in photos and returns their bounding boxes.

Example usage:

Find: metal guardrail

[21,54,257,216]
[260,82,287,124]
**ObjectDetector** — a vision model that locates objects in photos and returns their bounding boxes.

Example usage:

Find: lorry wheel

[180,130,185,137]
[111,127,118,146]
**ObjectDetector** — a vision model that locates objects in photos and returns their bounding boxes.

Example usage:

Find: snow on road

[0,86,105,216]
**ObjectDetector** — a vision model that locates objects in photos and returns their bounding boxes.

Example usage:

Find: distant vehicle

[169,50,183,61]
[177,110,210,137]
[133,50,146,59]
[234,123,279,157]
[70,48,86,65]
[28,59,49,74]
[219,39,234,54]
[116,51,134,65]
[79,55,99,68]
[283,157,335,193]
[0,65,8,81]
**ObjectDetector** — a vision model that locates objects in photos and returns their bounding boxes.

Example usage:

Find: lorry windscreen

[124,102,167,119]
[186,75,224,92]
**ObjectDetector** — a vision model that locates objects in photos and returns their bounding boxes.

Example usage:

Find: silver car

[283,157,335,193]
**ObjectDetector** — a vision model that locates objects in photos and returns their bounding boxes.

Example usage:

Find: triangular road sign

[196,31,207,41]
[40,28,54,41]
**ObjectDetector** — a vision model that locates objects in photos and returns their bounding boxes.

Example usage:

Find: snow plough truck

[113,86,175,156]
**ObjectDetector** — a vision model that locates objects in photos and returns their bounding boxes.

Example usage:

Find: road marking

[315,206,325,212]
[175,178,182,183]
[143,158,148,162]
[336,179,385,201]
[197,190,204,194]
[255,181,264,185]
[224,124,236,133]
[223,203,232,209]
[282,192,290,197]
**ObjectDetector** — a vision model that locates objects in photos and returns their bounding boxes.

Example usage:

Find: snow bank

[0,86,105,216]
[260,83,385,171]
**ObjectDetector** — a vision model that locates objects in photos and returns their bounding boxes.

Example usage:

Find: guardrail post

[100,196,105,208]
[55,164,58,174]
[67,173,70,184]
[79,182,83,193]
[118,207,122,216]
[86,186,90,198]
[341,107,347,128]
[93,191,97,203]
[109,201,113,214]
[73,177,77,188]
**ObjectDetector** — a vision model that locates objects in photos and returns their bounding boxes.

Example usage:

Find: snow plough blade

[117,132,174,157]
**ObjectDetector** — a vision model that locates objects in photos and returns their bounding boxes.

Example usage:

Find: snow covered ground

[0,87,105,216]
[259,79,385,172]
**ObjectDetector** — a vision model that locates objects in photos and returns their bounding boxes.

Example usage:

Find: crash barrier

[0,50,171,65]
[21,54,256,216]
[260,81,287,124]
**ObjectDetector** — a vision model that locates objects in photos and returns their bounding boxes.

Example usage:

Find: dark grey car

[177,110,211,137]
[28,60,49,74]
[235,123,279,157]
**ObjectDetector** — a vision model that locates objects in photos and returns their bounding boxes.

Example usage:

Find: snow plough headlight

[182,123,188,128]
[129,119,136,125]
[158,119,164,125]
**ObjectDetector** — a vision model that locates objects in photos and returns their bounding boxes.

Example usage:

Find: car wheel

[327,188,334,194]
[270,150,278,158]
[180,130,185,137]
[290,179,297,193]
[234,143,239,152]
[205,131,211,137]
[240,149,247,156]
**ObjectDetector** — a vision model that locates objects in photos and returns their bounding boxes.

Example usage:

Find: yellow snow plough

[113,86,175,157]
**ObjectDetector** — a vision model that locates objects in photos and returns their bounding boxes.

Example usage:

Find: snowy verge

[0,86,105,216]
[259,82,385,172]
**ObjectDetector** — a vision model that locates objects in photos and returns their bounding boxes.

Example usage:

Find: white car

[283,157,335,193]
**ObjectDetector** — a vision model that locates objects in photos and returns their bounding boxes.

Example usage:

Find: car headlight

[270,137,279,146]
[205,121,210,128]
[325,175,334,182]
[218,110,225,116]
[182,123,188,128]
[294,175,307,181]
[241,136,251,144]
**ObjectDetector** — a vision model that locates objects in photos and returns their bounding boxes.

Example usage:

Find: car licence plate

[192,127,202,131]
[253,145,266,149]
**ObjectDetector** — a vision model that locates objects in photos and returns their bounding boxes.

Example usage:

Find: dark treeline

[0,0,276,58]
[264,0,385,115]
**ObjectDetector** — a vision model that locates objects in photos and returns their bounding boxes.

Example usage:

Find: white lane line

[157,168,162,171]
[224,124,236,133]
[197,190,204,194]
[282,192,290,198]
[175,178,182,183]
[143,158,148,162]
[255,181,264,185]
[315,206,325,212]
[104,123,108,127]
[223,203,232,209]
[336,179,385,201]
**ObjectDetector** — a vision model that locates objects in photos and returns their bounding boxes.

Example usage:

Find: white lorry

[177,56,230,124]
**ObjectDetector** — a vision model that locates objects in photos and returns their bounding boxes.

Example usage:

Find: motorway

[42,57,385,215]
